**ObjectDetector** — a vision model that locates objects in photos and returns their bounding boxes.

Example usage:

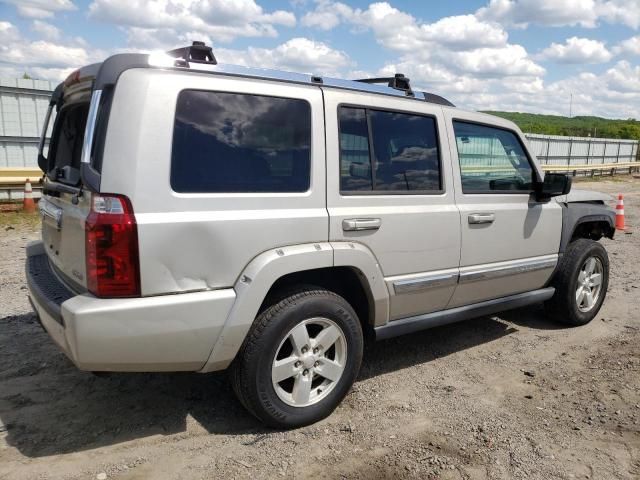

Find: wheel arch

[560,202,615,253]
[260,266,376,335]
[200,242,389,373]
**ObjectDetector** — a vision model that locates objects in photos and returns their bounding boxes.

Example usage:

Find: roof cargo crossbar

[355,74,414,97]
[167,41,217,66]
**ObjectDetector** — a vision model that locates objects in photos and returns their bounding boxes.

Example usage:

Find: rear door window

[171,90,311,193]
[338,106,442,193]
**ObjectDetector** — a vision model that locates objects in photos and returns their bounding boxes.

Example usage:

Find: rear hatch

[38,67,100,292]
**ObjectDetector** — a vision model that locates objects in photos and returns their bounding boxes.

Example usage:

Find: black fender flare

[559,202,615,254]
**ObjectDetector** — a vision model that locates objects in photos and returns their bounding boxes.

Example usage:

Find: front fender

[560,202,616,253]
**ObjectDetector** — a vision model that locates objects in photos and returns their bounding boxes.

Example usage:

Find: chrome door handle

[342,218,381,231]
[468,213,495,224]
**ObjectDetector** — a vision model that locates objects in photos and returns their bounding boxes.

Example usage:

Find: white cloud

[438,61,640,119]
[448,44,545,76]
[614,36,640,56]
[216,37,351,76]
[0,22,99,82]
[0,21,19,44]
[300,2,542,79]
[417,15,508,50]
[31,20,61,40]
[0,40,90,68]
[1,0,76,19]
[597,0,640,29]
[477,0,599,28]
[301,0,353,30]
[539,37,612,64]
[477,0,640,29]
[604,60,640,92]
[89,0,296,45]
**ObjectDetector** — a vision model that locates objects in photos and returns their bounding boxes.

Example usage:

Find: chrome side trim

[459,255,558,284]
[37,104,53,157]
[387,255,558,295]
[390,269,459,295]
[80,89,102,165]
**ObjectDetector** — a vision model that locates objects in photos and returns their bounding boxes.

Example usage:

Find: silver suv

[26,42,616,428]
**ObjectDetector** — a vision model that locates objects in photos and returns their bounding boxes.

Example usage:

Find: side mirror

[537,173,571,200]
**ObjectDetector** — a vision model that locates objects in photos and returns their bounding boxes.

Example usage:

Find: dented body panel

[101,69,329,296]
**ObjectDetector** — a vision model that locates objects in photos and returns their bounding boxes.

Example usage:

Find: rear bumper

[25,241,236,371]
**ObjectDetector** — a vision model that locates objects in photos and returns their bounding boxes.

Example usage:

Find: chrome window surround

[37,104,53,158]
[80,89,102,166]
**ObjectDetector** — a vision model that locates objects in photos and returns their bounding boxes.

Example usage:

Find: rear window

[171,90,311,193]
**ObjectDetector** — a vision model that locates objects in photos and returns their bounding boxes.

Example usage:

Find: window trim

[337,103,445,196]
[452,118,540,196]
[169,88,313,195]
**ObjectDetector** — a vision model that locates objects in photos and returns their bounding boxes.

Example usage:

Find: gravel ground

[0,178,639,480]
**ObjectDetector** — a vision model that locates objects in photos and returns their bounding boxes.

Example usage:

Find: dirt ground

[1,178,639,480]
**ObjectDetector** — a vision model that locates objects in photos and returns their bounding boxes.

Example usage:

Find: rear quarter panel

[100,69,328,295]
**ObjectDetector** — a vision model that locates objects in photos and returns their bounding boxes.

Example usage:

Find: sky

[0,0,639,119]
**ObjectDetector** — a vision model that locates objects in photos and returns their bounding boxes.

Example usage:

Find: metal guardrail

[461,162,639,173]
[524,133,639,173]
[3,158,638,201]
[0,168,42,201]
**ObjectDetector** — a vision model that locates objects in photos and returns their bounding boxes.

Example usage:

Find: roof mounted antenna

[355,73,414,97]
[166,41,217,67]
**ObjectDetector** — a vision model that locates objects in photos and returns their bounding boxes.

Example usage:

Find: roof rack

[166,41,217,67]
[355,74,414,97]
[144,42,456,107]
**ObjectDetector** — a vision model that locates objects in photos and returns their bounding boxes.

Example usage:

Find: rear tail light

[85,193,140,297]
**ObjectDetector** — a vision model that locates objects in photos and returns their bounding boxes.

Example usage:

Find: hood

[555,188,614,204]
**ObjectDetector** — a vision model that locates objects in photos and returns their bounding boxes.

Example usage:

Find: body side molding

[389,269,459,294]
[459,255,558,284]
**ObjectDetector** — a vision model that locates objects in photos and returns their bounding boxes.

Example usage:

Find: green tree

[482,111,640,141]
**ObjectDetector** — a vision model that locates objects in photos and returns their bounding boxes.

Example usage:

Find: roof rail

[355,74,414,97]
[423,92,455,107]
[166,41,217,67]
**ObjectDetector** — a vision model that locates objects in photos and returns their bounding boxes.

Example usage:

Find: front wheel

[545,238,609,326]
[230,288,363,428]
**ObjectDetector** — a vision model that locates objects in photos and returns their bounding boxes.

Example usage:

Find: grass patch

[0,211,41,230]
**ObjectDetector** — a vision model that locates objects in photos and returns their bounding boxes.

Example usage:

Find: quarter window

[453,121,534,193]
[171,90,311,193]
[339,107,441,193]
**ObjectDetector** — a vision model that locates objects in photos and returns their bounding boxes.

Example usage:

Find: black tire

[230,287,363,428]
[544,238,609,326]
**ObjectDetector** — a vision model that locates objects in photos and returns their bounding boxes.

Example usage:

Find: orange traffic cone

[23,178,36,213]
[615,194,625,230]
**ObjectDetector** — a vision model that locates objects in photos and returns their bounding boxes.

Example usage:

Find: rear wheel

[545,238,609,326]
[230,287,363,428]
